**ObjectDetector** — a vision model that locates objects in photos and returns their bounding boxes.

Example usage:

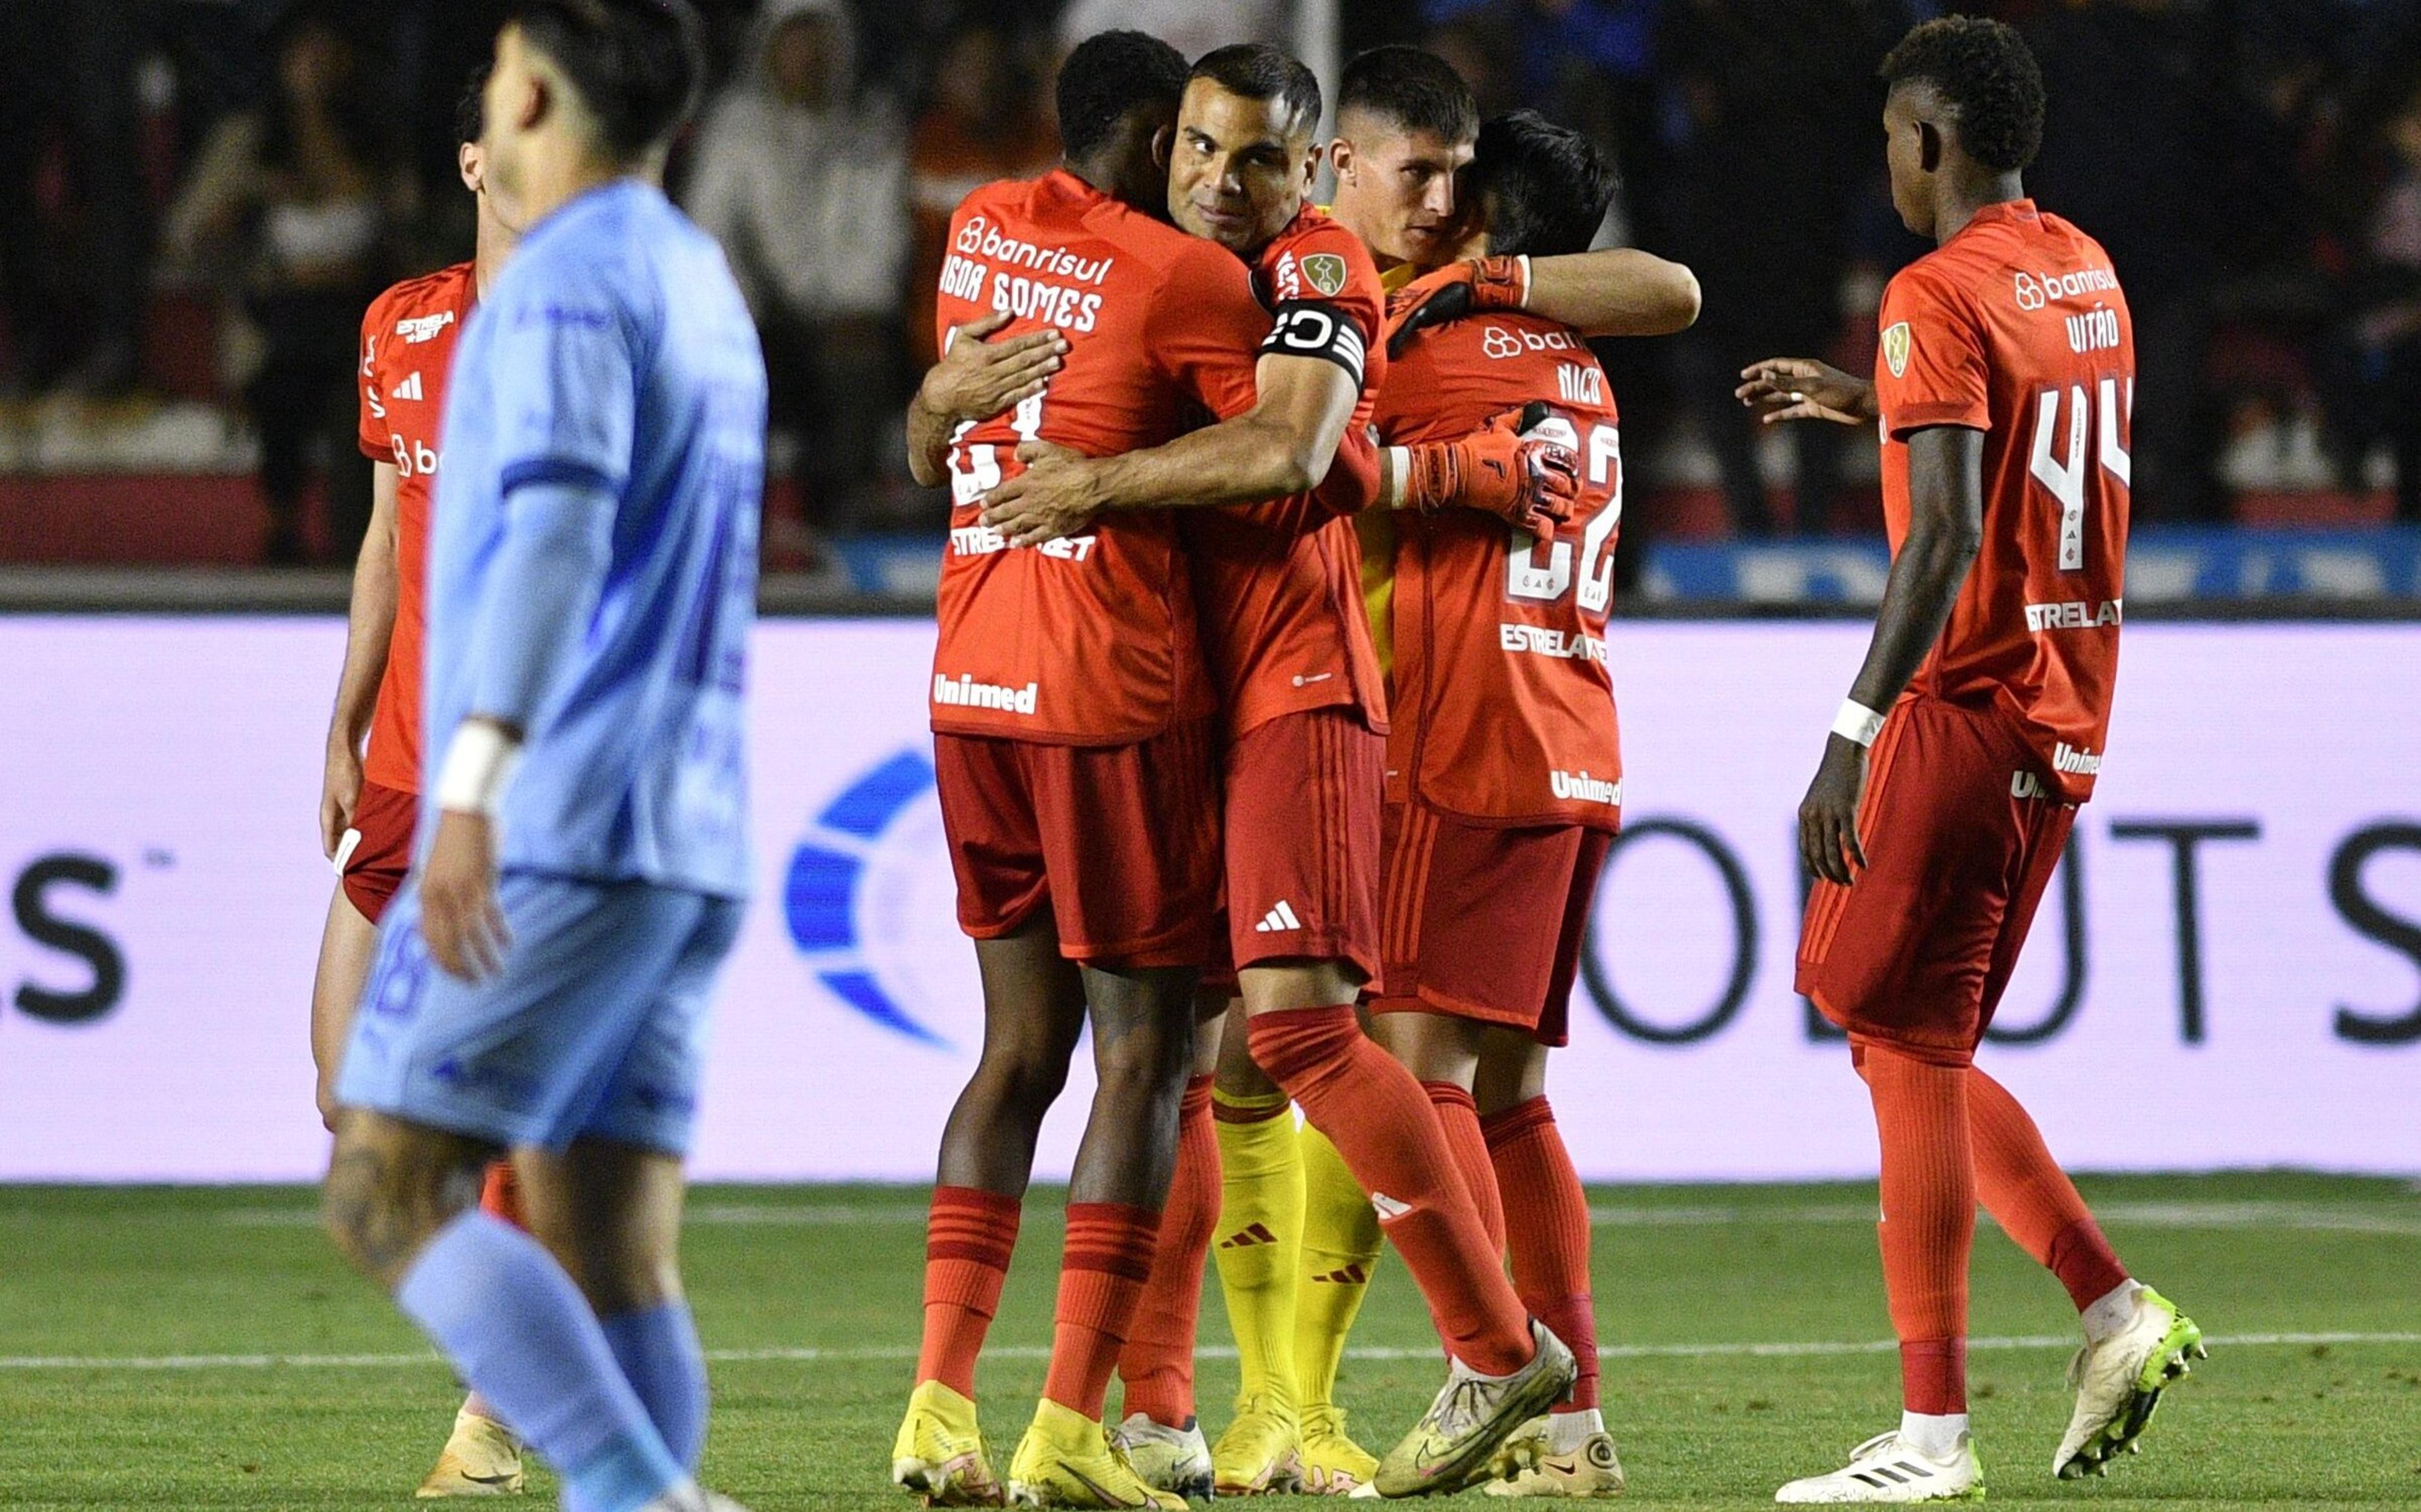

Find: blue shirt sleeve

[488,270,639,498]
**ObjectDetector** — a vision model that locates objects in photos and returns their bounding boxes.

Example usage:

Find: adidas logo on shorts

[1254,900,1303,933]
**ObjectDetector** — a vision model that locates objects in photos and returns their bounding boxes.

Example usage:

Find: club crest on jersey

[1300,252,1348,297]
[1882,321,1911,379]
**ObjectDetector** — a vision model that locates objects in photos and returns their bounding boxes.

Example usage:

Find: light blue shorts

[337,871,744,1155]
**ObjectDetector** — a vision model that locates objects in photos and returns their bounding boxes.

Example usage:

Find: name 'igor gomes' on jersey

[929,170,1273,746]
[1374,307,1625,829]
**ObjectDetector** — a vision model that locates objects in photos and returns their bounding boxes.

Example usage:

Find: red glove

[1400,407,1578,541]
[1385,256,1531,358]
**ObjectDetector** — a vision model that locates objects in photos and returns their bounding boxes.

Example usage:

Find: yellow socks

[1295,1120,1382,1414]
[1210,1088,1303,1411]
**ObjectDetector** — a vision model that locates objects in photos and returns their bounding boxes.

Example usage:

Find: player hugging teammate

[895,13,2201,1511]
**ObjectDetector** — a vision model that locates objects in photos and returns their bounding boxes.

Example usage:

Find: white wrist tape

[1381,446,1411,509]
[1831,698,1886,748]
[435,721,523,816]
[1514,254,1533,309]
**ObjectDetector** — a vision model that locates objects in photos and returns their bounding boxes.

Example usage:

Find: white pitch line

[4,1331,2412,1373]
[198,1198,2421,1235]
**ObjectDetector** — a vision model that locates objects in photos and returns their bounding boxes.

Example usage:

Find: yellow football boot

[1297,1403,1377,1495]
[1006,1399,1185,1509]
[893,1380,1004,1505]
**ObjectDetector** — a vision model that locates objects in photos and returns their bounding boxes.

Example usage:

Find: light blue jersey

[426,179,764,897]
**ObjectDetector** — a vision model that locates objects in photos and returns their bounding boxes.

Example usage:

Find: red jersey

[1181,206,1389,737]
[1876,200,2132,801]
[932,170,1271,745]
[1373,311,1624,829]
[356,261,476,793]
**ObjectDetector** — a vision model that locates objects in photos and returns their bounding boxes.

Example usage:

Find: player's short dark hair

[1055,30,1190,164]
[1337,45,1475,145]
[455,63,490,147]
[1468,110,1615,260]
[509,0,704,159]
[1879,16,2045,174]
[1189,42,1322,140]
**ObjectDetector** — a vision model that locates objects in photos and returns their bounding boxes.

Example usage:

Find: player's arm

[1386,251,1700,355]
[1375,401,1580,541]
[1799,424,1984,885]
[1734,357,1879,426]
[320,460,401,857]
[903,311,1068,487]
[980,347,1362,546]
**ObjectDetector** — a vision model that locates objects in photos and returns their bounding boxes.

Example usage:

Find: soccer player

[980,44,1581,1500]
[320,7,763,1512]
[1366,109,1696,1500]
[888,32,1378,1511]
[1735,18,2201,1500]
[1172,48,1485,1498]
[311,64,535,1499]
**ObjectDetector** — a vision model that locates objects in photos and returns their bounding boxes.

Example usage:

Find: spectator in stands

[2325,81,2421,523]
[905,24,1057,369]
[2027,0,2233,523]
[164,3,393,563]
[687,0,909,565]
[0,0,149,401]
[1658,0,1903,535]
[1054,0,1288,62]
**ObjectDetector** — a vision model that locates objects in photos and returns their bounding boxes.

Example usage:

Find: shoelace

[1429,1376,1495,1438]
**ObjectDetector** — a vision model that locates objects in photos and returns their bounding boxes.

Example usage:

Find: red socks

[1484,1098,1598,1412]
[1859,1041,1973,1416]
[1966,1066,2131,1310]
[917,1186,1022,1398]
[479,1160,523,1227]
[1248,1005,1531,1376]
[1425,1082,1504,1255]
[1043,1203,1161,1419]
[1118,1076,1219,1426]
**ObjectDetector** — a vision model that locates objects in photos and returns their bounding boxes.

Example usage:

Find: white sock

[2081,1278,2143,1346]
[1897,1411,1968,1460]
[1545,1409,1603,1455]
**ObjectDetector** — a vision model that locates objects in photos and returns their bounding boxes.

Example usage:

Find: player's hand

[419,810,509,982]
[320,736,363,860]
[922,311,1068,424]
[1799,735,1871,887]
[1400,403,1580,541]
[1386,257,1530,359]
[1736,358,1878,427]
[979,441,1106,546]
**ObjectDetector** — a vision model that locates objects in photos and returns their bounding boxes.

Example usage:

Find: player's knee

[320,1116,489,1288]
[969,1041,1072,1119]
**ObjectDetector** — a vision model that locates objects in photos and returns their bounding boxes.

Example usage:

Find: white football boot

[2052,1284,2204,1479]
[1774,1431,1982,1503]
[1108,1414,1214,1501]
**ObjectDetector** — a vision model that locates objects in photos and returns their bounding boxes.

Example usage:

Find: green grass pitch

[3,1172,2415,1509]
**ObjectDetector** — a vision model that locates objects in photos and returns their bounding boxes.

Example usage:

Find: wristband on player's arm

[435,720,523,816]
[1831,698,1886,748]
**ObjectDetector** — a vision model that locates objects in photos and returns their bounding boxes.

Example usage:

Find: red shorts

[1370,803,1612,1047]
[339,779,417,924]
[934,719,1221,967]
[1797,696,2076,1066]
[1221,707,1383,981]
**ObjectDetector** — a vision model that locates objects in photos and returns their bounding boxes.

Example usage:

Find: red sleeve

[1310,422,1379,516]
[1876,267,1990,439]
[1151,243,1269,422]
[356,294,392,462]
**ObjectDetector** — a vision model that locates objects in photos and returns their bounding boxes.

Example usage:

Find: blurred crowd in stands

[5,0,2421,568]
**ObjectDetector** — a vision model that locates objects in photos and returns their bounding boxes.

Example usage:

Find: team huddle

[304,4,2199,1511]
